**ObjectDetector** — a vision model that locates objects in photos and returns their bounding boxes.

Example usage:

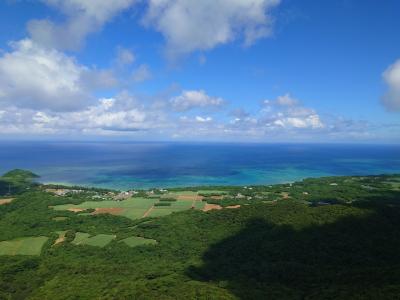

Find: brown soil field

[0,198,14,205]
[92,207,124,216]
[203,204,223,212]
[53,232,67,246]
[281,192,290,199]
[226,205,241,209]
[210,195,224,200]
[177,194,203,201]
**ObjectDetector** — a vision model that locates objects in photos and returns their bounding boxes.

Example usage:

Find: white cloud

[195,116,213,122]
[256,94,325,130]
[170,90,225,111]
[382,59,400,112]
[27,0,281,58]
[275,93,298,106]
[68,98,148,131]
[264,93,298,107]
[132,64,152,82]
[273,115,323,129]
[142,0,281,58]
[0,81,390,141]
[0,93,166,135]
[0,39,94,111]
[28,0,137,50]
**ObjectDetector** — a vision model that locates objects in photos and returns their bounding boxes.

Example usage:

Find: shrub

[154,202,171,207]
[159,198,177,202]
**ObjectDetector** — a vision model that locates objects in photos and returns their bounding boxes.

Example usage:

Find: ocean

[0,141,399,190]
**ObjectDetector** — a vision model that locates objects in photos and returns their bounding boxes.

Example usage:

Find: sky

[0,0,399,143]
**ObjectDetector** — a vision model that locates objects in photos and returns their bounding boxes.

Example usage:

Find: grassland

[0,236,48,255]
[72,232,115,248]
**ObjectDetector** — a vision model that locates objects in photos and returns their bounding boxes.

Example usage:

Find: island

[1,169,400,299]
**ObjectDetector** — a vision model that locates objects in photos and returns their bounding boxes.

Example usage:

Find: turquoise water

[0,142,399,190]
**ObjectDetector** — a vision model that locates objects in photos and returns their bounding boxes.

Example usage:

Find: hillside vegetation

[0,171,399,299]
[0,169,39,196]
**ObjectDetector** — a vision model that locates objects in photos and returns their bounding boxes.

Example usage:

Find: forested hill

[0,172,400,299]
[0,169,39,195]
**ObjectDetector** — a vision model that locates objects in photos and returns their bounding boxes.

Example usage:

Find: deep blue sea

[0,141,399,190]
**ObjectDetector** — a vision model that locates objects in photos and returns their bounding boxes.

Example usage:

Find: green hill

[0,169,39,196]
[0,172,400,299]
[2,169,39,181]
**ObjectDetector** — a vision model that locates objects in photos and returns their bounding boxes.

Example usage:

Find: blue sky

[0,0,399,142]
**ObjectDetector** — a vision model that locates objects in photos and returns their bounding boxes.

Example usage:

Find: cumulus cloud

[142,0,281,58]
[28,0,137,50]
[0,92,169,135]
[272,115,323,129]
[0,90,393,142]
[261,94,324,129]
[170,90,225,111]
[67,97,149,132]
[0,39,96,111]
[274,93,298,106]
[382,59,400,112]
[27,0,281,58]
[229,94,324,134]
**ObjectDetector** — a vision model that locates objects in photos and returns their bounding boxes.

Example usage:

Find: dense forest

[0,170,400,299]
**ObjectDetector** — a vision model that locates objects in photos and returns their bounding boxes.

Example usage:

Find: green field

[52,216,69,221]
[0,236,48,256]
[197,190,227,195]
[147,198,203,217]
[120,236,157,247]
[168,200,193,209]
[147,208,176,217]
[161,191,198,198]
[53,197,155,211]
[193,201,206,210]
[52,194,205,220]
[384,181,400,190]
[72,232,115,248]
[52,197,157,220]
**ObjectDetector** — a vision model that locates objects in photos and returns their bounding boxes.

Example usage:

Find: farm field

[120,236,157,247]
[72,232,115,248]
[197,190,227,195]
[52,193,205,220]
[146,208,173,217]
[0,198,14,205]
[0,236,48,256]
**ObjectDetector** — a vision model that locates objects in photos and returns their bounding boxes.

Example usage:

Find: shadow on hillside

[187,201,400,299]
